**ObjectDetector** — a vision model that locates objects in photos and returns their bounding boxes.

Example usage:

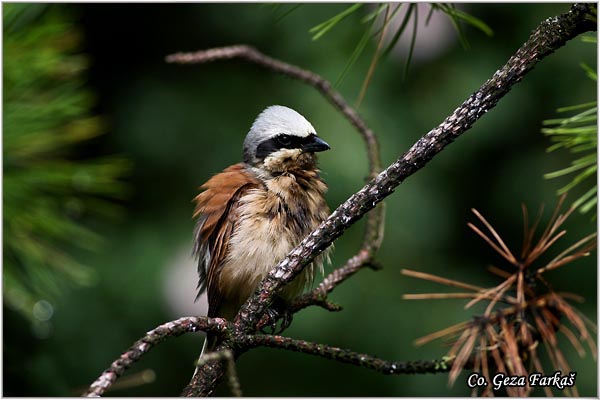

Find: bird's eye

[277,134,292,146]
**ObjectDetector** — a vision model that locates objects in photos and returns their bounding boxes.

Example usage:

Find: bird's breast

[218,173,329,308]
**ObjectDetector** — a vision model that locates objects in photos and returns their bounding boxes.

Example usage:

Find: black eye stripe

[275,134,308,148]
[277,134,293,146]
[255,133,316,159]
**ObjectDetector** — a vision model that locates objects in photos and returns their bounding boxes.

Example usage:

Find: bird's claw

[259,303,293,334]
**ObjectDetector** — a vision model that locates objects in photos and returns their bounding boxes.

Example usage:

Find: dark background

[4,3,597,396]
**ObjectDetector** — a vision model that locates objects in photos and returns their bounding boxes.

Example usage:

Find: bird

[192,105,331,353]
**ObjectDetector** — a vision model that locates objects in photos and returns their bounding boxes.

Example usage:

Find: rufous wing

[193,163,261,317]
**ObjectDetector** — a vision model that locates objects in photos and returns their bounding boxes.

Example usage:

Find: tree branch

[82,317,229,397]
[289,248,381,314]
[237,334,453,376]
[195,349,242,397]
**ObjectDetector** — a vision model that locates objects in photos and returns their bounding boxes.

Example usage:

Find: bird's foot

[259,298,293,334]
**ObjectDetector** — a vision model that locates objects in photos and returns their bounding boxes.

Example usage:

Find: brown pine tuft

[402,194,597,396]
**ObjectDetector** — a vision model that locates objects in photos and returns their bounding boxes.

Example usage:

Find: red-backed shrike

[193,105,330,352]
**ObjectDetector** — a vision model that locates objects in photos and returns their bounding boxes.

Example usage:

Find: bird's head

[243,105,330,174]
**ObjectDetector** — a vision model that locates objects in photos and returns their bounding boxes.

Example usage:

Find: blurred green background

[3,3,597,396]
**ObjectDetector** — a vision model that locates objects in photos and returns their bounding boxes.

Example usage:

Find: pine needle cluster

[403,195,596,396]
[4,4,131,322]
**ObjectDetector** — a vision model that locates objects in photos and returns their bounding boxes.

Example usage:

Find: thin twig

[290,249,378,313]
[237,334,453,375]
[82,317,229,397]
[196,349,242,397]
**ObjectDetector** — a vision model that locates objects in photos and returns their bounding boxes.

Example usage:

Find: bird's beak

[302,136,330,153]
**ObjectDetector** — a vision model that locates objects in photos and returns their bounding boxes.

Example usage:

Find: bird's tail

[200,333,218,356]
[192,333,219,378]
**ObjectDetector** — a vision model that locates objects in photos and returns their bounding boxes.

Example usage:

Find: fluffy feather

[193,164,261,315]
[193,159,329,320]
[193,105,330,327]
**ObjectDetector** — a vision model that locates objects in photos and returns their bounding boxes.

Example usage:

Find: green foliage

[542,102,597,215]
[305,3,492,84]
[3,4,131,321]
[430,4,493,48]
[542,36,597,217]
[309,3,364,41]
